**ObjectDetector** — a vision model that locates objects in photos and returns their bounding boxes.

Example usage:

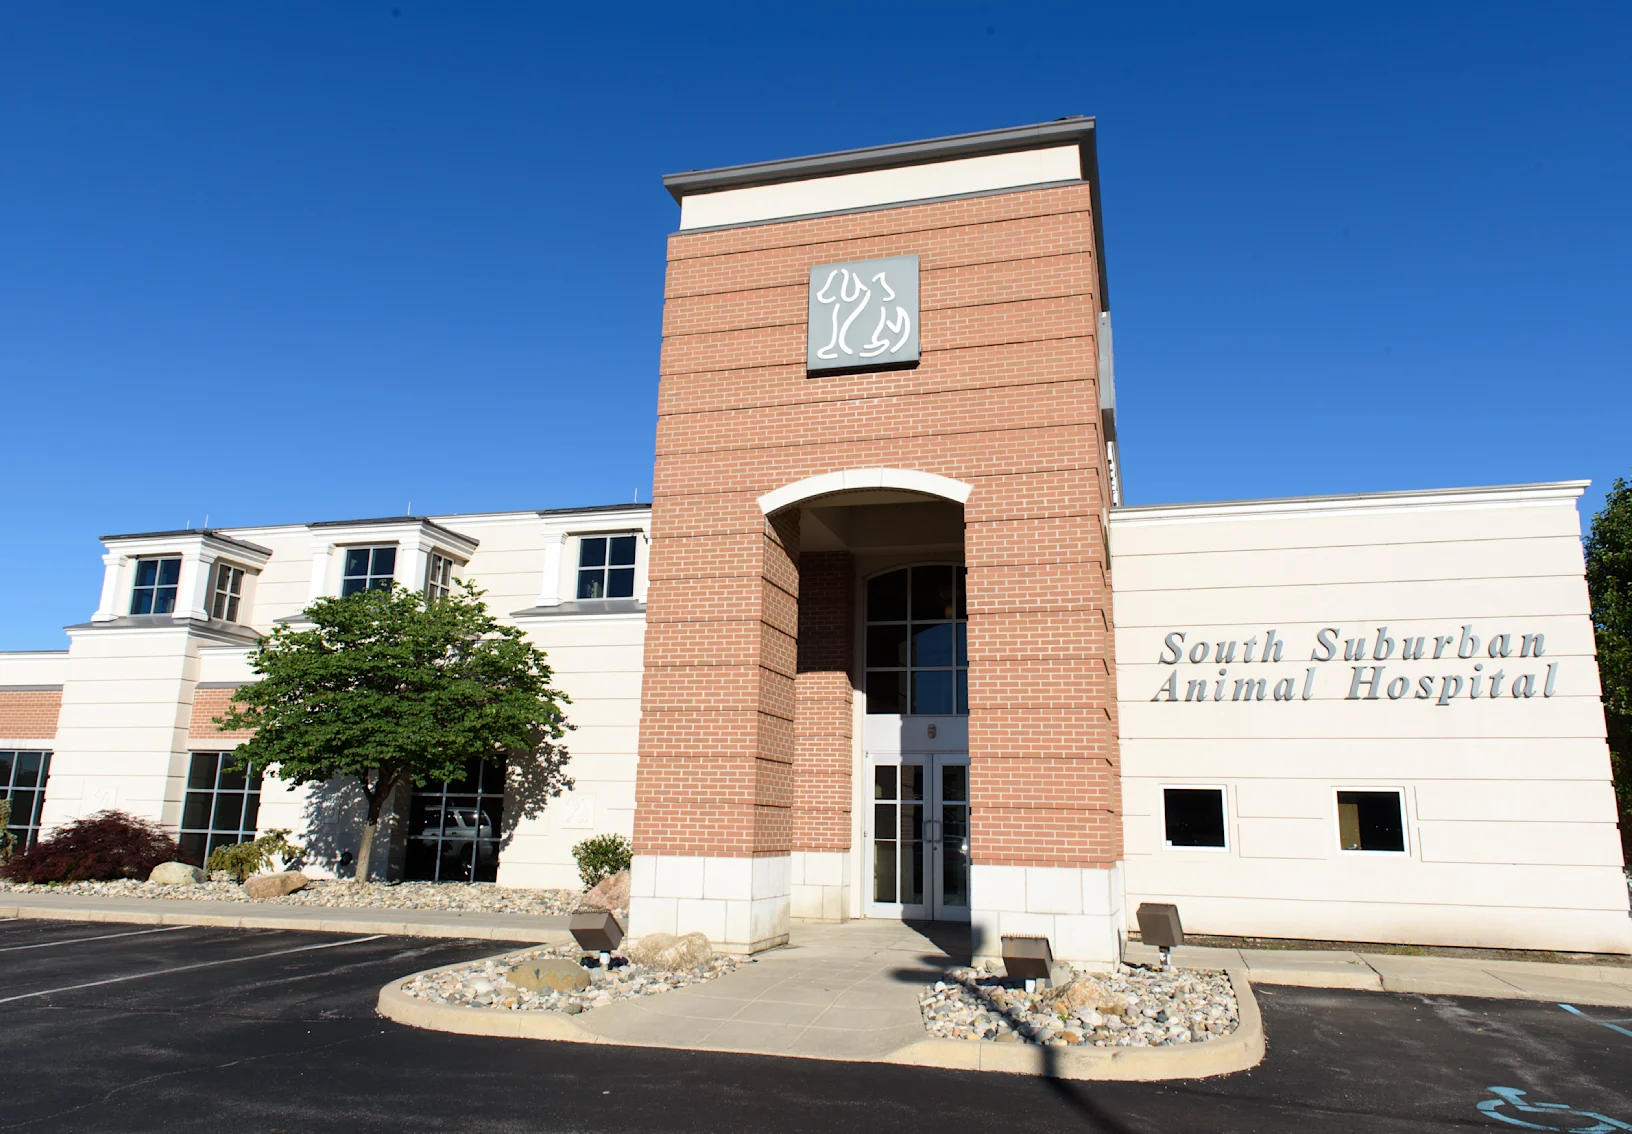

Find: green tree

[1585,476,1632,860]
[218,582,572,882]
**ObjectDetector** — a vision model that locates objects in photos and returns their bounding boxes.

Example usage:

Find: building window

[865,564,968,715]
[1163,787,1228,849]
[425,552,454,600]
[1337,790,1407,853]
[0,751,52,850]
[576,535,636,599]
[340,546,397,597]
[211,562,245,622]
[130,557,182,615]
[405,758,505,882]
[179,751,263,865]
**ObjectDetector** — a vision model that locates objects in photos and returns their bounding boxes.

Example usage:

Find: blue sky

[2,2,1628,648]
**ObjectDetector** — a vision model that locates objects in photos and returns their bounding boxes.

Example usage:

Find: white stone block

[790,883,823,920]
[971,864,1027,912]
[1053,913,1118,963]
[1081,866,1119,915]
[675,897,727,943]
[804,851,846,887]
[723,898,751,945]
[655,855,705,900]
[703,856,751,900]
[996,910,1055,940]
[630,896,677,937]
[820,885,845,921]
[630,854,657,899]
[1025,867,1084,914]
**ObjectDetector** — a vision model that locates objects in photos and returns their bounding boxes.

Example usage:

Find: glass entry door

[866,753,970,922]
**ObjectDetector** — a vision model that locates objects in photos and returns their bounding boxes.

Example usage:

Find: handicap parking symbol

[1480,1087,1632,1131]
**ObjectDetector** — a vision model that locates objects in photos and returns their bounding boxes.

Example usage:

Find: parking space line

[0,925,193,953]
[1559,1003,1632,1039]
[0,933,388,1005]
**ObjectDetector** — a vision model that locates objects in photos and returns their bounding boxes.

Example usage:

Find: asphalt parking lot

[0,917,1627,1133]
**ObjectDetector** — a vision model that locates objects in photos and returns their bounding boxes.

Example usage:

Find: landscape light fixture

[1136,902,1184,971]
[1000,934,1054,993]
[570,911,624,968]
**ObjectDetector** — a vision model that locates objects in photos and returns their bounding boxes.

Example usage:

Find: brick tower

[629,120,1124,960]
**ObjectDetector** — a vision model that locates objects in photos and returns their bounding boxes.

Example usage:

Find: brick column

[792,550,854,920]
[965,468,1123,962]
[629,506,798,952]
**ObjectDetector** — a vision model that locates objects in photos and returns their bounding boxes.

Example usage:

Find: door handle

[925,819,940,846]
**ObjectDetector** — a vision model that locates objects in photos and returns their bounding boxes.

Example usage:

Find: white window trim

[1332,786,1412,855]
[1159,783,1232,853]
[571,531,643,602]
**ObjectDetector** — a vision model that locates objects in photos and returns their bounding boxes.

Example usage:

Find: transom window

[211,562,245,622]
[425,552,454,600]
[0,751,52,850]
[577,535,636,599]
[179,751,263,865]
[341,546,397,597]
[131,557,181,615]
[865,564,968,715]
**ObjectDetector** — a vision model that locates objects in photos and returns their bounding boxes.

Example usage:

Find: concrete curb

[0,902,571,944]
[375,956,1266,1081]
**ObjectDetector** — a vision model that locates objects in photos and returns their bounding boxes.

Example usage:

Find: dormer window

[341,546,397,597]
[130,557,181,615]
[426,552,455,600]
[577,535,636,599]
[211,563,245,622]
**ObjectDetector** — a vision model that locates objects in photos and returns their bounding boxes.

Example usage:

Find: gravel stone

[0,877,596,916]
[400,941,746,1016]
[919,963,1238,1049]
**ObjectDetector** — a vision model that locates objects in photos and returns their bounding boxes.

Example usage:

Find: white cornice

[1108,481,1590,527]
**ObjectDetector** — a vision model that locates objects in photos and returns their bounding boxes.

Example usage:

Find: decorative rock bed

[0,878,588,916]
[920,963,1239,1048]
[400,936,745,1014]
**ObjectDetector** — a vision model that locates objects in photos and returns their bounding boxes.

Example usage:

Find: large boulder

[625,931,713,971]
[148,862,205,885]
[581,870,630,913]
[507,958,591,993]
[1039,975,1127,1016]
[243,870,308,900]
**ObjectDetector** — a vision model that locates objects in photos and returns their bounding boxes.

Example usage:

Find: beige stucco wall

[1111,481,1631,954]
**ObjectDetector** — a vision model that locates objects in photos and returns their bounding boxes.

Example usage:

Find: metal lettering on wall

[1147,625,1560,706]
[808,255,920,372]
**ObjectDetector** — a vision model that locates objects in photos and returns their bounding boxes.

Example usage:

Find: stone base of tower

[628,853,791,954]
[789,851,851,922]
[969,863,1125,968]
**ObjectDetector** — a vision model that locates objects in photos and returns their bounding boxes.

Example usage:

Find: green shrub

[572,833,632,889]
[205,829,304,882]
[0,799,14,864]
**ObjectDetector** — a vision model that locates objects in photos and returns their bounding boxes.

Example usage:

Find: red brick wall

[188,686,256,741]
[0,689,61,740]
[636,181,1121,869]
[795,551,854,853]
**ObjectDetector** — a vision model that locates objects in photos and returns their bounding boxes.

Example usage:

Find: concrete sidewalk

[0,891,571,942]
[1123,941,1632,1007]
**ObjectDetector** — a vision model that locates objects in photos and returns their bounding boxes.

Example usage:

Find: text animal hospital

[1150,625,1562,705]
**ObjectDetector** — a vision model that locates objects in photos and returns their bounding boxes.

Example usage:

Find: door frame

[863,749,970,922]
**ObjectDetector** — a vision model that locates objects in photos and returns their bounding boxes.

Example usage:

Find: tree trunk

[353,775,392,883]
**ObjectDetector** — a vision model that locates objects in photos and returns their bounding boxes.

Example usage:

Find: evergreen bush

[572,833,632,889]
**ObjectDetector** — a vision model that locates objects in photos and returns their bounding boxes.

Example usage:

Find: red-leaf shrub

[0,810,182,884]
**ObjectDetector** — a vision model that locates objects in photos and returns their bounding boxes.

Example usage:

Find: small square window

[1337,790,1407,853]
[131,557,182,615]
[211,562,245,622]
[425,552,454,601]
[576,534,638,600]
[341,546,397,597]
[1163,787,1228,849]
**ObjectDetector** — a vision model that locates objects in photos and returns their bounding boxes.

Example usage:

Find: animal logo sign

[807,255,920,372]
